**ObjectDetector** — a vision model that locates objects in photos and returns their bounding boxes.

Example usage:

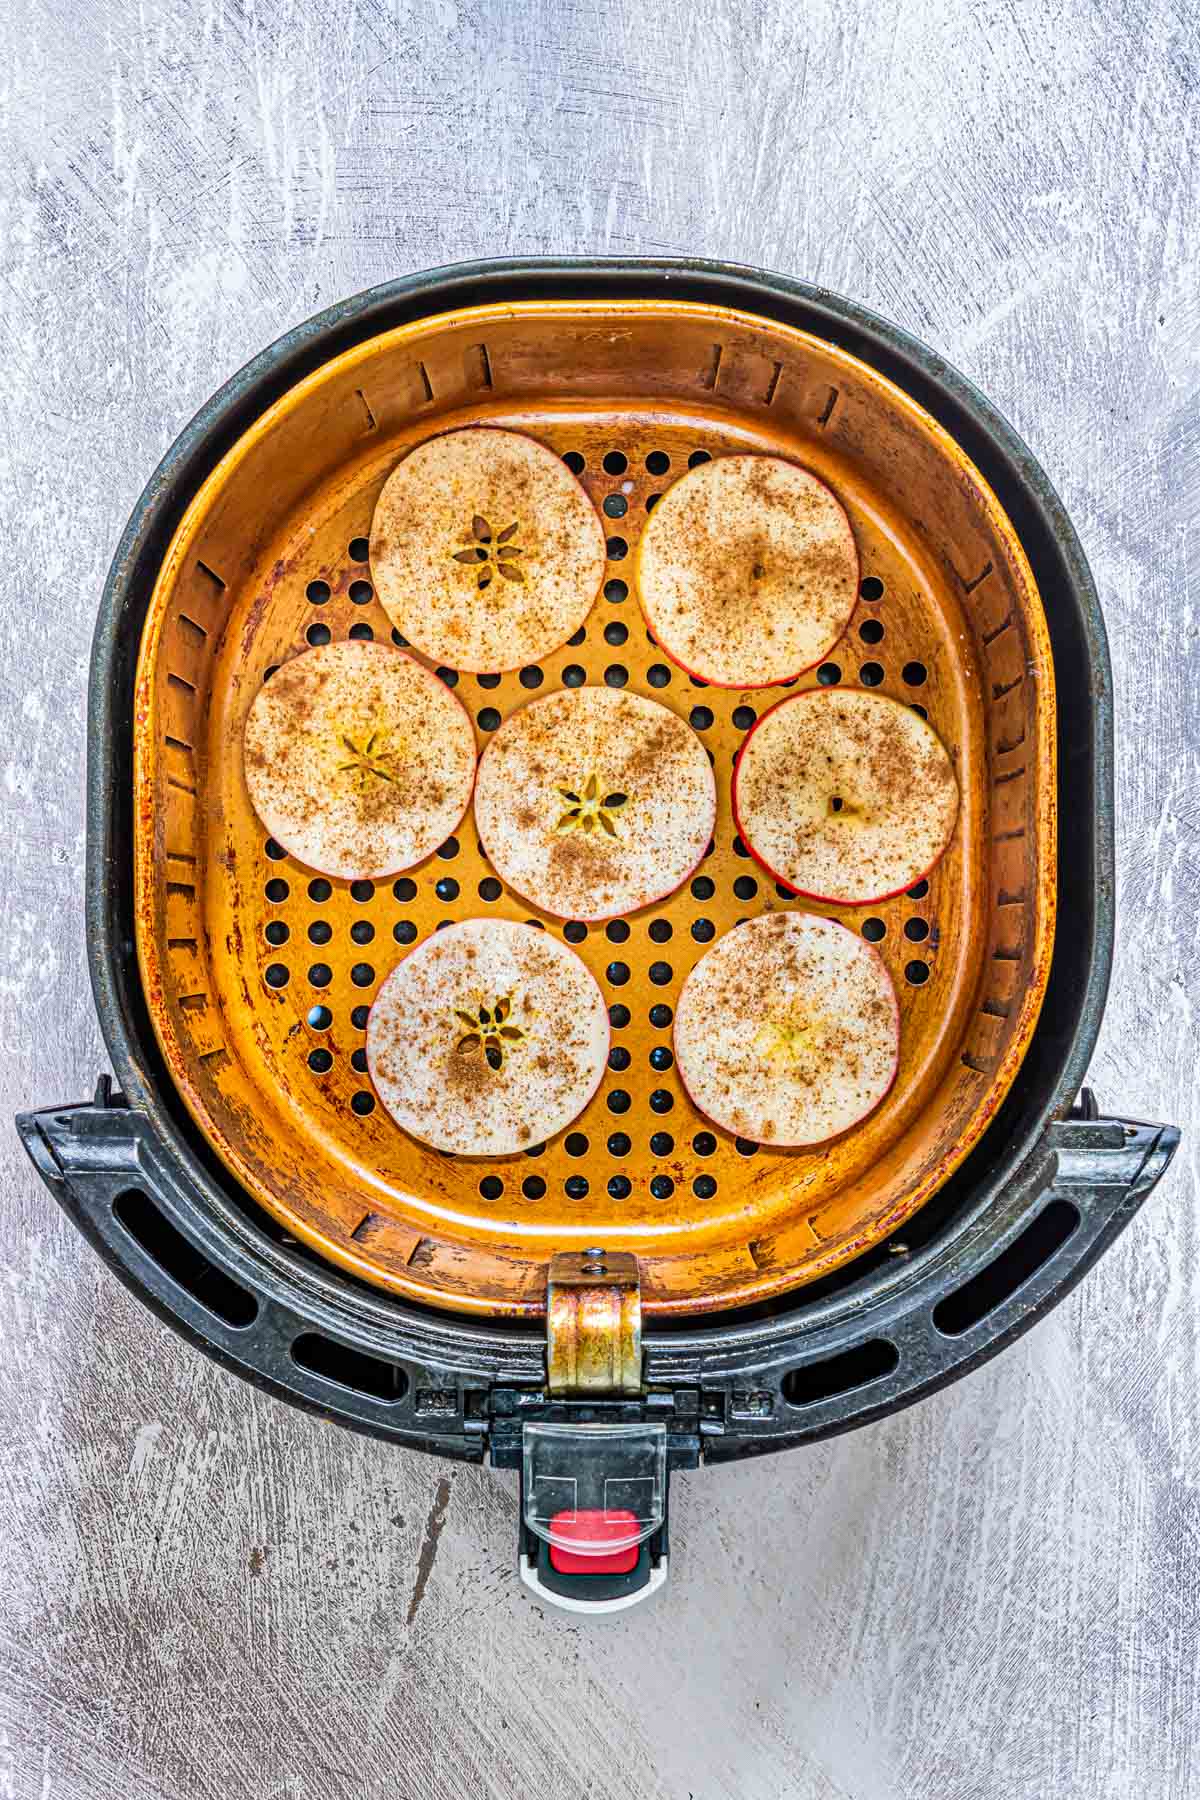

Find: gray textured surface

[2,1,1197,1795]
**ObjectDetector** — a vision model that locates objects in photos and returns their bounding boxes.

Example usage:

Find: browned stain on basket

[132,299,1056,1319]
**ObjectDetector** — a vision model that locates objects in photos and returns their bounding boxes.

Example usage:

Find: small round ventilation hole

[645,494,661,511]
[862,918,886,942]
[604,621,628,647]
[648,919,672,943]
[562,451,585,474]
[306,620,331,647]
[265,838,286,861]
[911,704,929,720]
[732,836,750,858]
[603,494,628,519]
[649,1045,673,1071]
[608,1132,631,1157]
[519,666,544,690]
[609,1046,631,1072]
[606,962,630,987]
[605,664,628,688]
[348,580,373,605]
[480,1175,504,1199]
[351,879,375,902]
[905,917,930,942]
[307,920,332,945]
[308,1004,332,1029]
[693,1174,717,1198]
[650,1131,674,1156]
[478,707,500,731]
[308,963,332,988]
[735,1137,759,1157]
[905,961,931,986]
[308,1048,333,1074]
[606,920,630,944]
[860,662,885,686]
[563,921,587,943]
[690,705,714,730]
[650,1175,674,1199]
[393,877,416,902]
[688,450,712,468]
[649,1003,673,1029]
[817,662,841,686]
[860,576,885,602]
[693,1132,716,1156]
[263,665,279,682]
[308,877,331,901]
[565,1176,589,1198]
[609,1003,630,1029]
[565,1133,588,1158]
[908,878,930,899]
[603,450,628,475]
[607,1090,631,1115]
[647,663,671,687]
[732,706,756,730]
[606,537,628,561]
[351,1092,375,1116]
[436,666,458,687]
[264,964,289,989]
[903,661,928,686]
[605,578,628,604]
[859,618,884,644]
[648,962,673,986]
[649,1089,674,1114]
[569,629,587,647]
[393,921,417,945]
[437,838,460,861]
[348,1053,365,1080]
[435,877,459,903]
[351,1005,369,1029]
[306,580,331,605]
[691,917,715,942]
[477,671,501,690]
[350,964,375,989]
[733,875,758,900]
[348,622,374,641]
[348,537,370,563]
[691,875,715,900]
[264,921,289,946]
[609,1175,631,1199]
[562,664,587,688]
[391,629,409,647]
[645,450,670,475]
[522,1175,546,1199]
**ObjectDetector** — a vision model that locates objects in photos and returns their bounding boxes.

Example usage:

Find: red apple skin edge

[730,686,959,909]
[473,708,718,925]
[365,933,613,1155]
[247,647,480,885]
[633,463,862,691]
[370,426,608,676]
[671,918,902,1150]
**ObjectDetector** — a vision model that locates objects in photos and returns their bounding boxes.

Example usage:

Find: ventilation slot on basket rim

[291,1332,409,1403]
[932,1199,1080,1337]
[782,1339,899,1407]
[113,1187,257,1327]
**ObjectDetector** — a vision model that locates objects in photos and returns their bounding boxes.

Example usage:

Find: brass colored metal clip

[546,1249,642,1395]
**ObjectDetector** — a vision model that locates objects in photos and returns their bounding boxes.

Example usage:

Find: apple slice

[369,427,607,673]
[474,687,717,921]
[243,640,476,880]
[734,688,959,903]
[674,914,900,1146]
[634,454,859,686]
[366,919,609,1156]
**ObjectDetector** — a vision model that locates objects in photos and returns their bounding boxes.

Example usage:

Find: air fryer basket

[18,261,1178,1611]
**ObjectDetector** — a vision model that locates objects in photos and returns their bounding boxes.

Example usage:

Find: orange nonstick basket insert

[133,300,1056,1319]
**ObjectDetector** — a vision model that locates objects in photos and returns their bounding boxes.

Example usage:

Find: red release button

[548,1508,640,1575]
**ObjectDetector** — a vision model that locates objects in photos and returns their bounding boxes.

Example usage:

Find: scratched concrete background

[2,1,1198,1795]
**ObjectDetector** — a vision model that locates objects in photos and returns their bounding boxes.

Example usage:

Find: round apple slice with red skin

[674,914,900,1147]
[733,687,959,904]
[243,640,476,880]
[634,454,859,687]
[369,426,607,673]
[366,920,609,1156]
[474,687,717,922]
